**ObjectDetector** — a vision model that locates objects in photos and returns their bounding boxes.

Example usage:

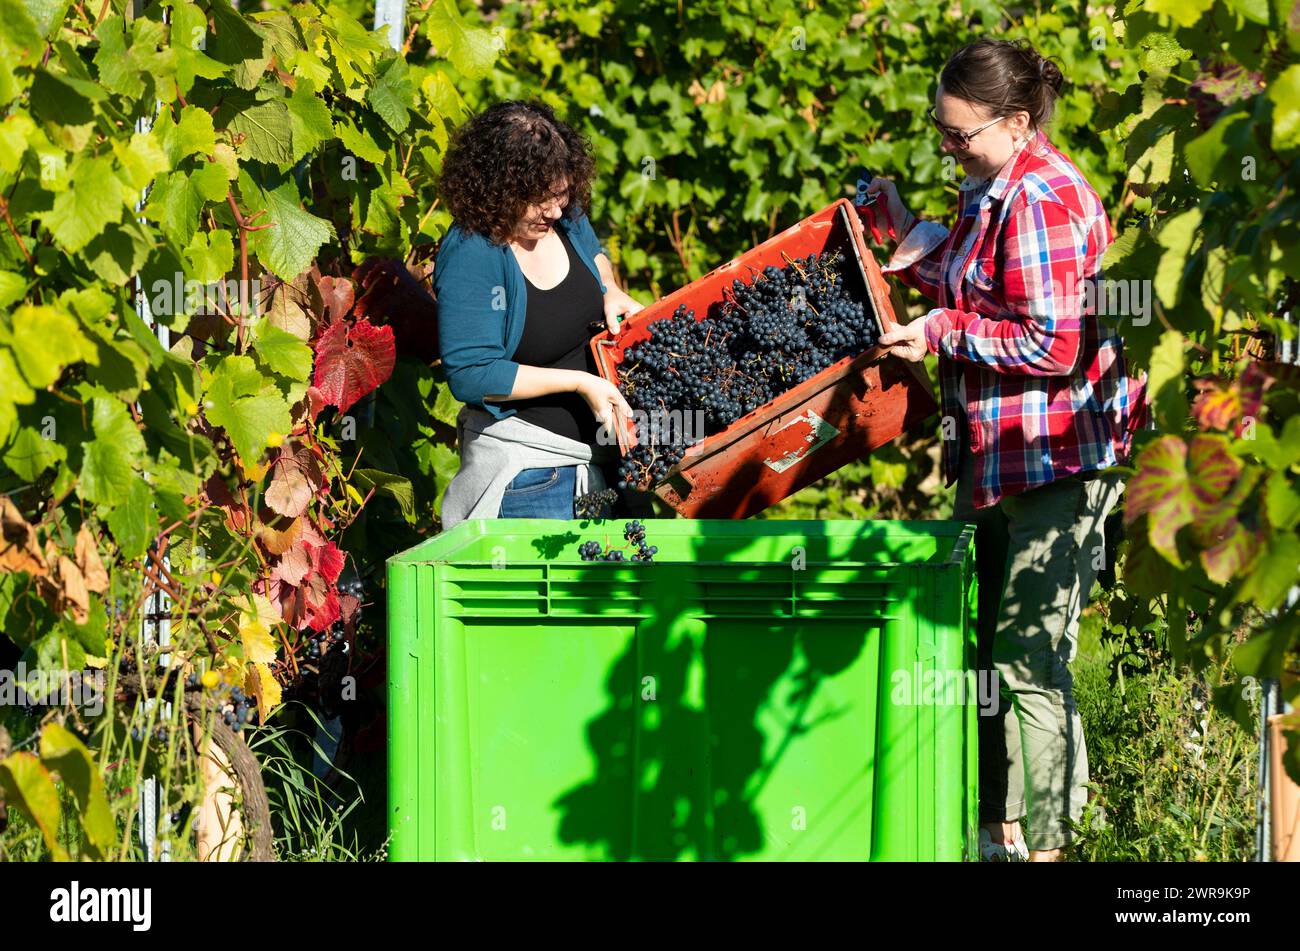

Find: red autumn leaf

[305,585,340,632]
[312,319,395,415]
[340,592,361,627]
[310,274,355,325]
[265,445,324,519]
[314,540,345,584]
[1191,379,1241,432]
[203,473,248,533]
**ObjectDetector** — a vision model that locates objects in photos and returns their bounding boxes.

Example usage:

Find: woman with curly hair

[434,100,644,527]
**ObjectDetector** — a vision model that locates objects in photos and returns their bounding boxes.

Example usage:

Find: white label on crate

[762,409,840,473]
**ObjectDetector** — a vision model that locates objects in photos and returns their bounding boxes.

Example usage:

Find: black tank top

[510,229,605,444]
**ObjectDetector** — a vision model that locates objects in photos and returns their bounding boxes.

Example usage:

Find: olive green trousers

[952,446,1124,851]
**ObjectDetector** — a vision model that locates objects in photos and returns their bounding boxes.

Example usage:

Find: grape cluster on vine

[615,251,876,489]
[304,624,347,662]
[184,672,255,732]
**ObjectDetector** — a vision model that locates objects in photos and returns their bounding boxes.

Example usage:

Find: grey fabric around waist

[439,404,620,529]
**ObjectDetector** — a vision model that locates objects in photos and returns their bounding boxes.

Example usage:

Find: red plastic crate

[589,199,938,520]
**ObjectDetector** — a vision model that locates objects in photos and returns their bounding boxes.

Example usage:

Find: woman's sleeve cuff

[922,307,946,355]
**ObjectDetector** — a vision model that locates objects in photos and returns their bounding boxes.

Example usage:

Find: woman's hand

[603,287,643,335]
[575,373,638,449]
[878,317,930,362]
[860,177,915,244]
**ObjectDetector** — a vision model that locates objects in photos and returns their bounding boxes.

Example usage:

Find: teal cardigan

[434,208,608,420]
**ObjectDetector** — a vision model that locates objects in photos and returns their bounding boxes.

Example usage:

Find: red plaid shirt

[873,129,1148,509]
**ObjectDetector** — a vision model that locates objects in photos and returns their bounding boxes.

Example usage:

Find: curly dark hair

[437,100,596,246]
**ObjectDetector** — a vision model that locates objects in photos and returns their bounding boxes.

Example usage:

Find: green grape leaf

[170,0,229,94]
[1269,65,1300,152]
[9,304,96,388]
[1154,207,1203,309]
[1128,129,1174,192]
[1265,471,1300,532]
[183,228,235,283]
[368,55,415,134]
[81,214,153,287]
[1236,533,1300,611]
[143,164,230,250]
[204,355,292,464]
[0,271,25,308]
[0,113,34,172]
[157,104,217,166]
[286,76,335,161]
[112,129,171,191]
[431,380,461,428]
[204,353,262,401]
[1146,329,1186,428]
[1230,613,1299,680]
[85,332,150,401]
[227,96,294,165]
[94,15,148,99]
[336,112,387,164]
[426,441,459,517]
[40,156,124,253]
[78,397,144,505]
[25,0,70,40]
[0,349,35,443]
[252,321,313,382]
[28,67,102,127]
[105,476,155,560]
[1185,110,1250,186]
[238,169,336,281]
[423,0,499,81]
[352,468,415,521]
[1144,0,1214,29]
[1102,225,1161,282]
[207,0,270,89]
[0,0,44,65]
[1227,0,1271,27]
[3,424,66,481]
[210,390,291,466]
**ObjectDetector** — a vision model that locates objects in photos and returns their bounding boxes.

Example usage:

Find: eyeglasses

[926,106,1008,150]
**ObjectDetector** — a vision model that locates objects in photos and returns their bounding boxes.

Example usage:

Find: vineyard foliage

[0,0,1297,858]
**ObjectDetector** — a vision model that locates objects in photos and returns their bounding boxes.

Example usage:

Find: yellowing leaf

[237,593,280,664]
[0,752,69,861]
[245,661,281,724]
[39,722,116,858]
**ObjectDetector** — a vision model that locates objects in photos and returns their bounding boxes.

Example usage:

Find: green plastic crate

[387,518,978,861]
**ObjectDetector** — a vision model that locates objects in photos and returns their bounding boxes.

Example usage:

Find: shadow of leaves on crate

[550,500,966,861]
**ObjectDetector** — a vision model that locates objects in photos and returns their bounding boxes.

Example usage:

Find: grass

[1066,605,1259,862]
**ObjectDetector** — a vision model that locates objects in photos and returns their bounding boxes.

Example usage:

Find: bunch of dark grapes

[183,673,256,732]
[616,251,876,489]
[303,623,347,662]
[574,487,618,519]
[578,540,625,562]
[577,521,659,563]
[625,521,658,563]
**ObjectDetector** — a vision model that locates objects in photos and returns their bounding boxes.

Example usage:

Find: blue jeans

[496,465,578,518]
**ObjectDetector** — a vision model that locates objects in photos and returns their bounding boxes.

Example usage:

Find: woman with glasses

[861,39,1148,862]
[434,101,645,528]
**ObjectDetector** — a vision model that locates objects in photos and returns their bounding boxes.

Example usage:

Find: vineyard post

[374,0,408,52]
[130,0,173,863]
[1259,304,1300,860]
